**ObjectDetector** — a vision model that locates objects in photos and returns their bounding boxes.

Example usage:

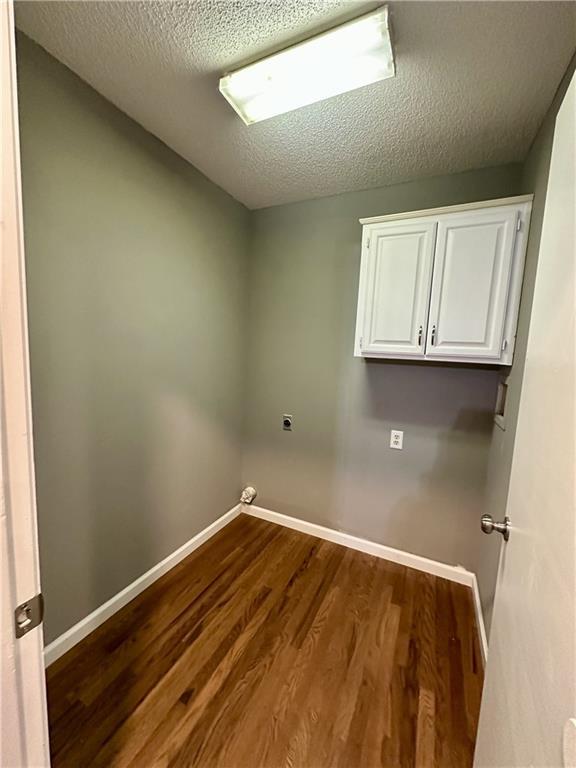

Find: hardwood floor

[46,514,484,767]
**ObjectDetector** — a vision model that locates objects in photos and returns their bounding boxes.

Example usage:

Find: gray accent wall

[17,35,250,643]
[242,166,522,572]
[19,30,561,646]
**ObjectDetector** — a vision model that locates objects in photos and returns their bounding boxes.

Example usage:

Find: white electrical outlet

[390,429,404,450]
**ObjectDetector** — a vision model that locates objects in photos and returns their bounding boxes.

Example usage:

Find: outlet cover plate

[390,429,404,450]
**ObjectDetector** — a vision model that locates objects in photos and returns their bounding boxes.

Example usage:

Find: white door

[358,220,436,357]
[1,2,50,766]
[474,73,575,766]
[426,206,518,359]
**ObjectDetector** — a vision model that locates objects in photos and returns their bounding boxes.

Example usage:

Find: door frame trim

[1,1,50,764]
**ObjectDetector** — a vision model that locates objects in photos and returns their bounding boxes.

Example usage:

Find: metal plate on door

[14,593,44,638]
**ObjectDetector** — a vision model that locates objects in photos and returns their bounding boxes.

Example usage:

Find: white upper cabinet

[426,206,518,359]
[355,196,533,365]
[357,220,436,357]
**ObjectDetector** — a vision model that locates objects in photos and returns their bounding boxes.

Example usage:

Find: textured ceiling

[15,1,576,209]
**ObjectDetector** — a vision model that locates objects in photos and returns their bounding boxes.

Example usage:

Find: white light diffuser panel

[219,6,395,125]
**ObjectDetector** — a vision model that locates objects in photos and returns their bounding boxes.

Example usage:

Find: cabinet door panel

[426,207,518,359]
[361,221,436,357]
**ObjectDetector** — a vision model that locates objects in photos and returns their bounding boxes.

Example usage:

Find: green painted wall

[16,35,250,643]
[243,165,522,573]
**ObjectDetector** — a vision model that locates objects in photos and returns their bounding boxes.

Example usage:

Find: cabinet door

[426,206,518,360]
[359,220,436,357]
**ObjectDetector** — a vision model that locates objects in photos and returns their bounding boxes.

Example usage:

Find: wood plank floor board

[46,515,484,767]
[92,526,313,768]
[219,549,350,768]
[49,519,288,764]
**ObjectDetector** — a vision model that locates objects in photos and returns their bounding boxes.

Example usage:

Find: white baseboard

[43,504,242,667]
[471,572,489,665]
[244,504,488,663]
[245,505,472,584]
[44,500,488,668]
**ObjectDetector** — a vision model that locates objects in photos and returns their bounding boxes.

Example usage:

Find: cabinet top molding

[359,194,534,226]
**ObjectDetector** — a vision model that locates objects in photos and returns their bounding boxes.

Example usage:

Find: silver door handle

[418,325,423,345]
[431,325,436,345]
[481,514,510,541]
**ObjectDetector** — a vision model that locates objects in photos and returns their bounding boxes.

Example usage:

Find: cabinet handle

[431,325,436,345]
[418,326,423,345]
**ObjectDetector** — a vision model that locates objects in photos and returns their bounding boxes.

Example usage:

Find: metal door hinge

[14,593,44,638]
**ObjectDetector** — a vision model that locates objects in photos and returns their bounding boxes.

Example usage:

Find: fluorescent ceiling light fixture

[219,6,395,125]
